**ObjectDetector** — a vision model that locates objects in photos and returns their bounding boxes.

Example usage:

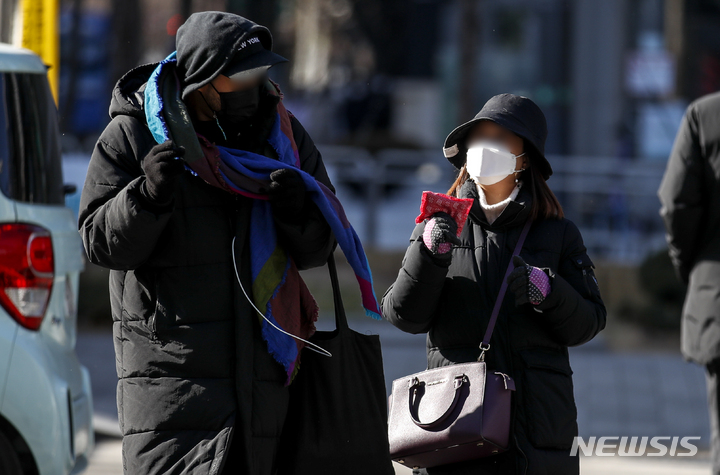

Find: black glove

[507,256,552,307]
[422,212,462,255]
[141,141,186,205]
[268,168,306,222]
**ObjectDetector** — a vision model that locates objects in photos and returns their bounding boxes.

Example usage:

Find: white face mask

[465,141,526,186]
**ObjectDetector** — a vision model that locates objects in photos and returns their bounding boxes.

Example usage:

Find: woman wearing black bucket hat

[383,94,607,475]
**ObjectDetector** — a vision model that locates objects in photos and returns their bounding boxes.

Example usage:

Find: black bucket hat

[176,11,288,100]
[443,94,553,180]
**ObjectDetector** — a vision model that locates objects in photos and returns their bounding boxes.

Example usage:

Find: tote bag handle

[327,252,350,332]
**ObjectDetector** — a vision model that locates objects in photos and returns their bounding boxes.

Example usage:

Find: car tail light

[0,224,54,330]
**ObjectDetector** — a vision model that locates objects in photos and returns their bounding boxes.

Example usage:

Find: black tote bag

[277,254,394,474]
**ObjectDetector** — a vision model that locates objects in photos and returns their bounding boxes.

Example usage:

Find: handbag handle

[408,375,466,429]
[478,218,533,361]
[327,253,350,332]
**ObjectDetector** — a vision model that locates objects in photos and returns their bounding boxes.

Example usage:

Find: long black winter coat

[659,91,720,365]
[78,64,335,474]
[382,180,606,475]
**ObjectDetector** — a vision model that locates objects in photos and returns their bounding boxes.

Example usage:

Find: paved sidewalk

[579,454,711,474]
[570,350,709,442]
[392,456,713,474]
[76,320,712,474]
[84,438,122,475]
[86,437,711,475]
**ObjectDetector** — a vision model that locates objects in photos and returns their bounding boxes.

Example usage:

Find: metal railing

[319,145,668,263]
[63,147,669,264]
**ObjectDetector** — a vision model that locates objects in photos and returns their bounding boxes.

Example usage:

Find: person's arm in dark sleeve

[381,222,450,334]
[274,116,336,270]
[658,105,705,284]
[78,120,174,270]
[534,221,607,347]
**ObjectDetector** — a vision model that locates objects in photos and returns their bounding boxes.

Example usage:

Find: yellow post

[19,0,60,104]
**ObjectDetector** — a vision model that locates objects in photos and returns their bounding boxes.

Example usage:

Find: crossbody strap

[479,218,533,361]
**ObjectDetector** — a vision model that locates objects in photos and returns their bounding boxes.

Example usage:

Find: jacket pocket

[120,268,159,341]
[518,348,578,450]
[148,269,165,341]
[137,268,160,340]
[571,254,602,303]
[148,279,159,340]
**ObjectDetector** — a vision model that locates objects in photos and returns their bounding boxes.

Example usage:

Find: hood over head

[175,11,287,100]
[109,63,158,120]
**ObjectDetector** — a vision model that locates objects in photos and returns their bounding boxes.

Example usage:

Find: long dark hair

[447,140,563,221]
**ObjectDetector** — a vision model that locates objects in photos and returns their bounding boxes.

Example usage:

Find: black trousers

[707,360,720,475]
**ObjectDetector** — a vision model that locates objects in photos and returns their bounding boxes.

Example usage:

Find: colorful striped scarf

[144,53,380,384]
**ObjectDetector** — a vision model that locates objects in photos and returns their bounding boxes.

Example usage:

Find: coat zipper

[514,433,528,475]
[504,228,526,475]
[227,195,240,233]
[490,225,526,475]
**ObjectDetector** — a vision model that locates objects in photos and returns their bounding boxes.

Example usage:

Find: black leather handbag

[387,219,532,470]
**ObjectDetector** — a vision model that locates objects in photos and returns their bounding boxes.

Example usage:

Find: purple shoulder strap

[479,218,533,360]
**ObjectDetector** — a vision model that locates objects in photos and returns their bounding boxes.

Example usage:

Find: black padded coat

[659,91,720,365]
[78,64,335,475]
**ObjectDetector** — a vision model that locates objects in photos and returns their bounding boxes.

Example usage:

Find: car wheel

[0,430,23,475]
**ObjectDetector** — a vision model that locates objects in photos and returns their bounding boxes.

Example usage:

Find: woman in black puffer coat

[382,94,606,475]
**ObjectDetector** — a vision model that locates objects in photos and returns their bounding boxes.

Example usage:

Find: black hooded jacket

[382,180,606,475]
[78,63,335,474]
[659,91,720,365]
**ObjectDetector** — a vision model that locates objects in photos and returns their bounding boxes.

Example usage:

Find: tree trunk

[60,0,83,133]
[0,0,20,43]
[109,0,143,88]
[226,0,276,29]
[180,0,191,21]
[664,0,685,97]
[457,0,479,123]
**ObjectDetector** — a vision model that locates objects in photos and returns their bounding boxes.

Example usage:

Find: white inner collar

[476,182,522,224]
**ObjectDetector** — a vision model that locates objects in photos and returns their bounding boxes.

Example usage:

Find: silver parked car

[0,43,93,474]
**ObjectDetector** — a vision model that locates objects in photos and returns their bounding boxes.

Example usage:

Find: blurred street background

[2,0,720,472]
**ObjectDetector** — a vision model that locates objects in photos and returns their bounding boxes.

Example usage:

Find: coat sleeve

[78,118,173,270]
[535,220,607,347]
[658,104,705,284]
[381,222,451,334]
[273,116,337,270]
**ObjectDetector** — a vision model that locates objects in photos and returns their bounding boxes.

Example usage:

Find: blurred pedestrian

[659,91,720,475]
[382,94,607,474]
[78,12,337,475]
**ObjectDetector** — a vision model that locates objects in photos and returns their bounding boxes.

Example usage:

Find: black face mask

[211,83,261,125]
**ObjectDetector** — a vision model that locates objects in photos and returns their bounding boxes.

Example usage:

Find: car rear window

[0,72,64,205]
